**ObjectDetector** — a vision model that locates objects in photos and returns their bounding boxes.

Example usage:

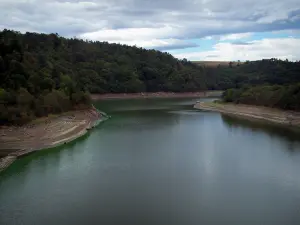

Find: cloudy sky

[1,0,300,61]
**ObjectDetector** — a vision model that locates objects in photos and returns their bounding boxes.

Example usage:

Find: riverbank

[194,102,300,127]
[0,107,105,172]
[91,91,223,100]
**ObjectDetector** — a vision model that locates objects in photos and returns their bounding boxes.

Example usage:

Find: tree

[17,88,33,106]
[60,75,75,97]
[0,88,7,104]
[0,56,4,73]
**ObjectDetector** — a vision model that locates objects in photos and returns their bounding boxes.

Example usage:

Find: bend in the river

[1,97,300,225]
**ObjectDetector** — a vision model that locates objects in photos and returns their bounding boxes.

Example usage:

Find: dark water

[1,98,300,225]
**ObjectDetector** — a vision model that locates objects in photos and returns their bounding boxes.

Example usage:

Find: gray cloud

[1,0,300,50]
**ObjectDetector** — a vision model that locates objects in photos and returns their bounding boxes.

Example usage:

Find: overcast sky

[1,0,300,61]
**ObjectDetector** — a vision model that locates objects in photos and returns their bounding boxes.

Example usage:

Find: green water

[1,98,300,225]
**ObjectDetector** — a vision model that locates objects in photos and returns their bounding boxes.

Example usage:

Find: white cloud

[79,26,179,41]
[79,27,198,50]
[219,33,253,41]
[98,38,198,50]
[173,37,300,61]
[203,36,213,40]
[201,32,253,41]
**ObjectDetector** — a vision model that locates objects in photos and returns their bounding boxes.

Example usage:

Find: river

[1,98,300,225]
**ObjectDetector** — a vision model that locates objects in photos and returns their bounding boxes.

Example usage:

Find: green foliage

[207,59,300,111]
[17,88,34,107]
[0,88,7,102]
[71,91,91,105]
[42,90,71,114]
[222,84,300,111]
[206,58,300,90]
[0,30,93,124]
[1,29,207,95]
[0,29,211,124]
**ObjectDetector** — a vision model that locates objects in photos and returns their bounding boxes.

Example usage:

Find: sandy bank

[0,107,106,172]
[194,102,300,127]
[91,91,223,100]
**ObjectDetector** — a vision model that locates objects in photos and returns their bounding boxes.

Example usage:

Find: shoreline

[0,106,107,173]
[91,91,223,100]
[194,102,300,127]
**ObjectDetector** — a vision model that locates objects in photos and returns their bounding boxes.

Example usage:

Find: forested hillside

[0,30,92,124]
[0,30,207,93]
[222,84,300,111]
[1,29,300,124]
[206,59,300,90]
[0,29,208,124]
[218,60,300,111]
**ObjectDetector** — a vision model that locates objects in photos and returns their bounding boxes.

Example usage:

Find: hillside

[1,30,208,93]
[1,29,300,124]
[0,29,208,124]
[222,84,300,111]
[205,59,300,90]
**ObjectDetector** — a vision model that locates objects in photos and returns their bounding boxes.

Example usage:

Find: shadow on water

[101,109,183,132]
[93,97,208,114]
[221,114,300,152]
[93,98,202,132]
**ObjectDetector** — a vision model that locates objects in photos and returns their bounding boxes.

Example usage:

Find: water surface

[1,98,300,225]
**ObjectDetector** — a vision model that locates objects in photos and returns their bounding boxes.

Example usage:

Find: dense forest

[0,29,207,124]
[222,84,300,111]
[206,59,300,90]
[0,30,92,124]
[1,29,300,124]
[218,59,300,111]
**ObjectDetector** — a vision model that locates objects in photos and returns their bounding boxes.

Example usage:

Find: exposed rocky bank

[91,91,223,100]
[194,102,300,127]
[0,107,105,172]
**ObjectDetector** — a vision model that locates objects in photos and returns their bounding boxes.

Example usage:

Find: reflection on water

[0,132,92,180]
[1,98,300,225]
[222,114,300,152]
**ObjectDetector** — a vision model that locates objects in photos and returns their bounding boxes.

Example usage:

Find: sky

[1,0,300,61]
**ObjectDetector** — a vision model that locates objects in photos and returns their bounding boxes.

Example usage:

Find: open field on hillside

[193,61,243,67]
